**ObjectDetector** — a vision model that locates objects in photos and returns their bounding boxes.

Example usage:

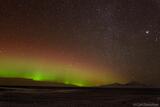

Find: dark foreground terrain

[0,86,159,107]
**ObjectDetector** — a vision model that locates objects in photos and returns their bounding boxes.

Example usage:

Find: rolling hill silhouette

[0,78,75,87]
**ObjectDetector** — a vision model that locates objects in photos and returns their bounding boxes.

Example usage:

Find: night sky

[0,0,160,86]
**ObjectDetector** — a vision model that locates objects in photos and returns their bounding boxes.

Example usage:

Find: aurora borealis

[0,0,160,86]
[0,56,124,86]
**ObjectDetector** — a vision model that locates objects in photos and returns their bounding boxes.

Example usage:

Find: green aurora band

[0,57,126,87]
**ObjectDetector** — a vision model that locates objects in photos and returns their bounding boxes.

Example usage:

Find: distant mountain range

[101,81,150,88]
[0,78,154,88]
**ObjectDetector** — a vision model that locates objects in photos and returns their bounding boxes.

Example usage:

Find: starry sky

[0,0,160,86]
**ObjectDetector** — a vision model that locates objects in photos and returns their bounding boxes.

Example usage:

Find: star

[145,30,150,34]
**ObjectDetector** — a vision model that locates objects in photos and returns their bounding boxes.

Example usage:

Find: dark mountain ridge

[101,81,152,88]
[0,77,75,87]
